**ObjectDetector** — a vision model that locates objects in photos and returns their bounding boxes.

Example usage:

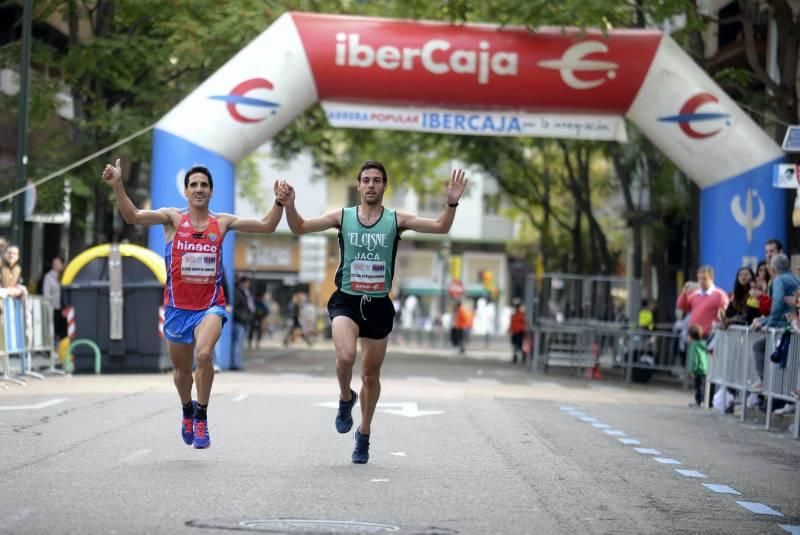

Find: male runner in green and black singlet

[281,160,467,464]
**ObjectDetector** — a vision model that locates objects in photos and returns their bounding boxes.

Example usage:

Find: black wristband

[448,202,459,207]
[275,200,284,207]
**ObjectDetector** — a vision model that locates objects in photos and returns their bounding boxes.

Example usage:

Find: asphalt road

[0,344,798,534]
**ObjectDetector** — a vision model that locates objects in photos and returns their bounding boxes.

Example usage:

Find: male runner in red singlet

[102,159,285,448]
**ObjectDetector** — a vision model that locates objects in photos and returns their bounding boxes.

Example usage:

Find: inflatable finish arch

[151,12,784,366]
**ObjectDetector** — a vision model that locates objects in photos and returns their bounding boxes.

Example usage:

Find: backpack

[769,328,792,369]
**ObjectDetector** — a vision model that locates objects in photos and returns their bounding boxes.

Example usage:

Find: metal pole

[13,0,33,248]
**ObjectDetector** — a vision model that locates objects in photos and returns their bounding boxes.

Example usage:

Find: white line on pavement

[736,502,783,516]
[390,452,407,457]
[232,394,248,402]
[579,416,599,422]
[591,423,611,429]
[120,449,151,464]
[675,469,707,478]
[603,430,626,436]
[653,457,681,465]
[778,524,800,534]
[634,448,662,455]
[617,438,641,445]
[467,378,500,385]
[703,484,741,495]
[0,398,67,411]
[371,479,389,482]
[406,376,442,383]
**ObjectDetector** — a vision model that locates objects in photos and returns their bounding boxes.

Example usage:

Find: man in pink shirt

[676,266,729,338]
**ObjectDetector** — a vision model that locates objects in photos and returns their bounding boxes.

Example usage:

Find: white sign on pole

[298,235,327,282]
[782,125,800,152]
[773,163,799,189]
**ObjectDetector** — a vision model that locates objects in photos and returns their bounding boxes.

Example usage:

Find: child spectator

[688,325,709,408]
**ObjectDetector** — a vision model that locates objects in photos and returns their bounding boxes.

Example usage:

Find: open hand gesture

[445,168,467,205]
[102,159,122,186]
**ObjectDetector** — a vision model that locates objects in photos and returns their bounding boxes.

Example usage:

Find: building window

[483,193,501,216]
[419,193,442,214]
[347,185,359,206]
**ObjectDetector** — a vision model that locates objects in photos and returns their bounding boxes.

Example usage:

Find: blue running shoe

[352,428,370,464]
[181,401,196,445]
[192,419,210,449]
[335,389,358,434]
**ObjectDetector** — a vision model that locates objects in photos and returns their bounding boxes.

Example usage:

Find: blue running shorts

[163,305,228,345]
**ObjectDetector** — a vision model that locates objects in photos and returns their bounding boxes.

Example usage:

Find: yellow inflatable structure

[62,243,166,286]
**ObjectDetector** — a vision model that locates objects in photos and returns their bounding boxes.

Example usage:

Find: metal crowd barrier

[705,325,764,422]
[0,295,64,387]
[707,325,799,438]
[764,329,800,437]
[531,321,688,383]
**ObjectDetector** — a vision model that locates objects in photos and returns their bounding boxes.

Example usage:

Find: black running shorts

[327,289,395,340]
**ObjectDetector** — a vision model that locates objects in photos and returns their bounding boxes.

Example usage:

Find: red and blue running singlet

[164,211,226,310]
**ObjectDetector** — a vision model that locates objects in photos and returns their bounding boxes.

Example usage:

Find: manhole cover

[240,519,398,533]
[186,518,458,534]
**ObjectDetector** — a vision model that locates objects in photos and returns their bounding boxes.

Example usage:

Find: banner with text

[321,101,628,142]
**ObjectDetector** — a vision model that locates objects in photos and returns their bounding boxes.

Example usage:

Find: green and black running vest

[335,206,400,297]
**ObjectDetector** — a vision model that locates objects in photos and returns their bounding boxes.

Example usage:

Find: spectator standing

[249,291,270,349]
[676,266,729,338]
[750,253,800,391]
[232,276,255,370]
[0,245,25,298]
[723,267,760,327]
[284,292,312,347]
[43,256,66,340]
[751,260,772,315]
[509,299,526,364]
[687,325,709,407]
[451,300,473,354]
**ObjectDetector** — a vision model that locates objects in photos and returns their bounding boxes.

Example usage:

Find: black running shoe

[335,389,358,433]
[352,428,370,464]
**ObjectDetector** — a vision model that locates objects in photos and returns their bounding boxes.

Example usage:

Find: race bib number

[350,260,386,292]
[181,252,217,284]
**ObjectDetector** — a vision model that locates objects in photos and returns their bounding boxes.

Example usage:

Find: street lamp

[439,238,451,320]
[13,0,33,249]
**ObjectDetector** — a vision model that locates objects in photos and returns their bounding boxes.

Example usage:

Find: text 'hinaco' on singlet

[335,206,400,297]
[164,211,227,310]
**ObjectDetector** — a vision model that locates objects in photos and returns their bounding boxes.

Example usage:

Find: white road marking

[232,394,248,402]
[736,502,783,516]
[653,457,681,465]
[703,484,740,495]
[603,430,626,436]
[591,423,611,429]
[675,469,707,478]
[579,416,599,422]
[467,378,500,385]
[316,401,444,418]
[0,398,67,411]
[371,479,389,482]
[633,448,661,455]
[279,373,314,380]
[618,438,641,445]
[120,449,151,464]
[390,452,407,457]
[406,376,442,383]
[779,524,800,534]
[559,405,576,411]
